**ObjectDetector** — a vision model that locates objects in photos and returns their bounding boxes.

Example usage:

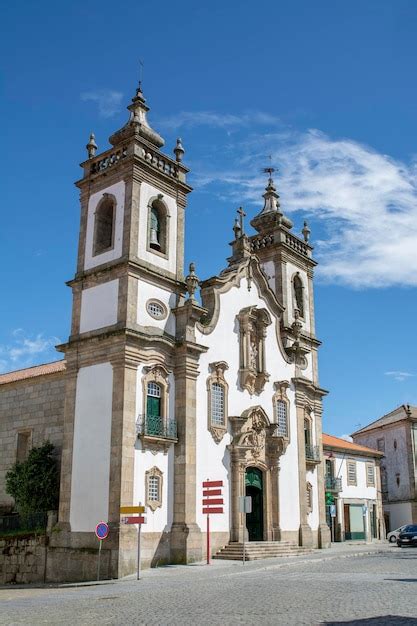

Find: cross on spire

[237,206,246,234]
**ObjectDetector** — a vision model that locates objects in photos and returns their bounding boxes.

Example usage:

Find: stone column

[57,358,78,530]
[270,463,281,541]
[314,402,331,548]
[230,456,246,542]
[107,356,138,577]
[170,345,202,563]
[295,399,313,547]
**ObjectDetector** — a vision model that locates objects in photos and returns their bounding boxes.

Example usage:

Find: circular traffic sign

[95,521,109,540]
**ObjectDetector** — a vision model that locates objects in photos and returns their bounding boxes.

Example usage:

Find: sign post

[202,480,224,565]
[95,521,109,581]
[120,504,146,580]
[239,496,252,565]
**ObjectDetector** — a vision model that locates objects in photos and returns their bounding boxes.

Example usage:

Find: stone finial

[86,133,98,159]
[233,217,242,240]
[260,175,281,215]
[174,138,185,162]
[185,262,200,301]
[302,220,311,243]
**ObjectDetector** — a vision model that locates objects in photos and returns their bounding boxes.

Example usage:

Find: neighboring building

[0,361,66,514]
[352,405,417,531]
[323,434,384,542]
[0,81,333,581]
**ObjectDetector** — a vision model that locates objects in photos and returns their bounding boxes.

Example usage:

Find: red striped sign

[203,480,223,488]
[125,516,146,525]
[203,507,223,515]
[203,489,222,497]
[202,498,223,506]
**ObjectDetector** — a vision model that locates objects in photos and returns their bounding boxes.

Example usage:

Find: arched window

[276,399,288,437]
[207,361,229,442]
[272,381,290,441]
[146,381,162,436]
[210,382,225,426]
[93,195,115,255]
[145,466,163,511]
[293,273,304,318]
[148,196,168,255]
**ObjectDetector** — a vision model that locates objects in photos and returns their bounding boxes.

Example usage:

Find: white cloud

[0,330,60,374]
[80,89,123,118]
[339,434,353,442]
[385,370,414,382]
[185,116,417,288]
[158,110,282,131]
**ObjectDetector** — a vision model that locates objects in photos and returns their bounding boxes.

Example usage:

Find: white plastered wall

[137,182,178,275]
[334,453,378,501]
[136,278,176,337]
[84,181,125,270]
[133,366,175,532]
[195,274,302,534]
[80,280,119,333]
[70,363,113,531]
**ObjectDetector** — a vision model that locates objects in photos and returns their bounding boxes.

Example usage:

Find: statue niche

[237,306,271,395]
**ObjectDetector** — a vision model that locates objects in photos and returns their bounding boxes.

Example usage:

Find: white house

[323,434,384,542]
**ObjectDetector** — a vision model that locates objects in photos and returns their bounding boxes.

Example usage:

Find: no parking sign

[95,521,109,540]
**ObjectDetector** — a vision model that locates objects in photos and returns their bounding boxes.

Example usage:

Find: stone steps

[213,541,313,561]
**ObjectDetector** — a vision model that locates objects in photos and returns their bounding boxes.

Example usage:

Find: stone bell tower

[228,170,331,548]
[55,82,194,578]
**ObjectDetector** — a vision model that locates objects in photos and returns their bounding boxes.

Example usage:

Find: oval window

[146,300,167,320]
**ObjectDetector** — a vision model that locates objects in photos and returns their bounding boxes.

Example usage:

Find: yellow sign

[120,505,145,515]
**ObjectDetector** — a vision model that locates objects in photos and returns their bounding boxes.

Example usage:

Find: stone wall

[0,372,65,512]
[0,534,47,584]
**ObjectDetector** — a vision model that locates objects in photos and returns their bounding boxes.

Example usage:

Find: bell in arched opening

[149,206,161,250]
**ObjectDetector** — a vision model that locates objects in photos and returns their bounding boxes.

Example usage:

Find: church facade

[0,83,331,580]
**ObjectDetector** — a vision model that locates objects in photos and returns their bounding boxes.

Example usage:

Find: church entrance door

[245,467,264,541]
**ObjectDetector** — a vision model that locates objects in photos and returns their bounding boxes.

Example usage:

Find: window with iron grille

[146,300,166,320]
[211,383,225,426]
[148,475,160,502]
[366,463,375,486]
[276,400,288,437]
[347,460,357,485]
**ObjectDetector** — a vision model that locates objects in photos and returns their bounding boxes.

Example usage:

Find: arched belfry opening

[93,194,115,256]
[148,196,168,255]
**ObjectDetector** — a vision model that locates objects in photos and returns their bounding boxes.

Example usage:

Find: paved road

[1,547,417,625]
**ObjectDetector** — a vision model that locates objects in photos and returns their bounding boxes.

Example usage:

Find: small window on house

[276,400,288,437]
[393,439,397,450]
[377,438,385,452]
[16,431,31,463]
[93,195,115,255]
[210,382,225,426]
[148,197,168,255]
[347,460,357,486]
[396,473,401,487]
[293,274,304,318]
[366,463,375,487]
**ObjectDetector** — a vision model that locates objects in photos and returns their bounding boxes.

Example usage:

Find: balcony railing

[325,476,342,492]
[136,414,177,440]
[305,444,320,463]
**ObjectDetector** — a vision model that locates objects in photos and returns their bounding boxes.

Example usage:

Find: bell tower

[56,82,193,578]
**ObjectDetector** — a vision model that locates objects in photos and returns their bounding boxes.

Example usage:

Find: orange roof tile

[323,433,383,457]
[0,360,66,385]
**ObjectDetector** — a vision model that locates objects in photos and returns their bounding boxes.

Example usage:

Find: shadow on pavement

[322,617,417,625]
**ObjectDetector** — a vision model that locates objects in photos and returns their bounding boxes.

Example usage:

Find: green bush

[5,441,59,515]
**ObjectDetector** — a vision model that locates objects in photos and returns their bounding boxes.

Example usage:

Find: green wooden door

[245,467,264,541]
[146,395,161,435]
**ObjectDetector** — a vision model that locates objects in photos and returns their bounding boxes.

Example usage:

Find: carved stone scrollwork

[237,307,271,395]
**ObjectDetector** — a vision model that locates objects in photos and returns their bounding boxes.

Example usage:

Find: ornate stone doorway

[228,406,288,543]
[245,467,264,541]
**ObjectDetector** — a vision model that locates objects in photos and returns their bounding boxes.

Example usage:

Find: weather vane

[139,59,144,88]
[261,155,278,181]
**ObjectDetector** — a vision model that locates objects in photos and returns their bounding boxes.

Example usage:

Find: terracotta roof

[322,433,383,457]
[0,360,66,385]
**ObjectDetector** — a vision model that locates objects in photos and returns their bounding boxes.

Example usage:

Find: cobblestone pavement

[2,546,417,625]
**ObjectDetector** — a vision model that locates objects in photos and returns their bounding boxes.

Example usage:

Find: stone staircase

[213,541,313,561]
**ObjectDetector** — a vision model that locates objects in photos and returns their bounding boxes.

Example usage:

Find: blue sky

[1,0,417,436]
